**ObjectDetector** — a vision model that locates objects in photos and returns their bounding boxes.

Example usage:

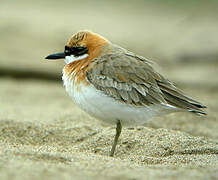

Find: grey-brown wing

[86,52,168,106]
[86,52,206,114]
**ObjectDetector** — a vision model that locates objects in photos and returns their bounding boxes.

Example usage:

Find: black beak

[45,52,65,60]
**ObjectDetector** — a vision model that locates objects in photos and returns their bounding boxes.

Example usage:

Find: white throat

[64,54,89,64]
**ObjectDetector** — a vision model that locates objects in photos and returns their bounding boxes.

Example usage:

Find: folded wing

[86,49,206,115]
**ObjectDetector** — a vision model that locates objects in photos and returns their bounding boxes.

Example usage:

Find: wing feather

[86,46,206,114]
[86,51,165,106]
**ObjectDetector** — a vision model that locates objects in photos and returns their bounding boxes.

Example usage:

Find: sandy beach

[0,0,218,179]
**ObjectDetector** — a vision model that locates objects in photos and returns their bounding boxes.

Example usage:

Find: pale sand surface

[1,0,218,179]
[0,78,217,180]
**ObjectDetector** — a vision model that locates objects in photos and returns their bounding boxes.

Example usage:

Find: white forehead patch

[64,54,89,64]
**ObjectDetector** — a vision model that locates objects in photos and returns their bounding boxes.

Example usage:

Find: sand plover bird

[45,30,207,156]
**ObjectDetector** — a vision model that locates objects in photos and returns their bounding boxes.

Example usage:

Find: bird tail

[158,82,207,115]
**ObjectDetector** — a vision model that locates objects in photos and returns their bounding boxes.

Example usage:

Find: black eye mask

[64,46,88,57]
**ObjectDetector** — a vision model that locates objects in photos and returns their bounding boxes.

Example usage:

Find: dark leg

[110,120,122,157]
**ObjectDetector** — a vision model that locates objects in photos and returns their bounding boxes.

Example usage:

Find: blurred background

[0,0,218,179]
[1,0,218,84]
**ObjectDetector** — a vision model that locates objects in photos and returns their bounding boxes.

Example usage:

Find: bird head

[45,30,109,64]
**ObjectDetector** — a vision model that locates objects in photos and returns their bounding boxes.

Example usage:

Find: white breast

[62,72,177,126]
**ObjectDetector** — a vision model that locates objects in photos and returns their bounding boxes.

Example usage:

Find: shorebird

[45,30,207,156]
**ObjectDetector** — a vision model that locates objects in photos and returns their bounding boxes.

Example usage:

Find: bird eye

[64,49,70,55]
[64,46,71,55]
[64,46,88,56]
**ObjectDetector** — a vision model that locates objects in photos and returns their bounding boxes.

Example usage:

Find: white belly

[62,73,176,126]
